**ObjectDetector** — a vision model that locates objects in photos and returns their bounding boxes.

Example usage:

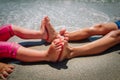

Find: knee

[91,23,106,31]
[107,30,120,39]
[88,23,108,35]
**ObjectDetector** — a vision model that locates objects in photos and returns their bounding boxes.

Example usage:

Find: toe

[45,16,50,22]
[0,74,6,80]
[59,28,66,36]
[5,68,13,74]
[2,71,9,78]
[8,65,15,69]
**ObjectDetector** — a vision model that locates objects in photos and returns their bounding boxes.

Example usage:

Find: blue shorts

[115,20,120,29]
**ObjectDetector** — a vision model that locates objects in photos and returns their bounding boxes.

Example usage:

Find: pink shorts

[0,41,20,58]
[0,24,14,41]
[0,24,20,59]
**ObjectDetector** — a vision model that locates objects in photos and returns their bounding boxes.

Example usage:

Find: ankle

[44,51,56,62]
[43,51,51,61]
[66,46,74,59]
[39,30,45,40]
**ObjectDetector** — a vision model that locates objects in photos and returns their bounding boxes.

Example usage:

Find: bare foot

[0,63,14,80]
[40,16,57,43]
[54,36,72,61]
[40,16,68,42]
[40,17,48,40]
[57,40,72,62]
[59,28,66,36]
[44,16,58,43]
[59,28,69,41]
[47,38,64,62]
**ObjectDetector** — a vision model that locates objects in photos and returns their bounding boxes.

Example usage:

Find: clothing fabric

[0,41,20,58]
[0,24,14,41]
[0,24,20,58]
[115,20,120,29]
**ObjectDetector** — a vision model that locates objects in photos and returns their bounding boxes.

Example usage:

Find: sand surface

[1,37,119,80]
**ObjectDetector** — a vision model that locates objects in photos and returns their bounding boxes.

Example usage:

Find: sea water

[0,0,120,32]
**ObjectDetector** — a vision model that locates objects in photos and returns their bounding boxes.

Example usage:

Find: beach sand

[1,37,119,80]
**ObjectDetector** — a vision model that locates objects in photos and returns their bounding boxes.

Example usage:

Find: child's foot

[40,16,57,43]
[59,28,69,41]
[40,17,48,41]
[44,16,58,43]
[57,40,72,62]
[0,63,15,80]
[40,16,67,43]
[47,38,64,62]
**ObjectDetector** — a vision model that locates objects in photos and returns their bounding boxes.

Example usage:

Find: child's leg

[0,23,46,41]
[16,44,60,62]
[60,22,118,41]
[12,16,58,42]
[16,39,63,62]
[12,25,44,39]
[0,38,63,62]
[0,62,14,80]
[0,16,58,42]
[58,30,120,61]
[11,21,47,39]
